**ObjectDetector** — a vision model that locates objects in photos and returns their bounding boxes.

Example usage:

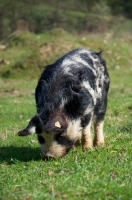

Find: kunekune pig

[18,48,110,159]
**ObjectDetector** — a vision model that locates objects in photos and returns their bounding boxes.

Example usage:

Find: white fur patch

[78,48,91,54]
[62,60,76,68]
[40,134,67,158]
[60,98,68,109]
[66,119,82,141]
[29,126,36,134]
[84,106,94,116]
[81,81,97,105]
[62,53,96,75]
[73,55,89,67]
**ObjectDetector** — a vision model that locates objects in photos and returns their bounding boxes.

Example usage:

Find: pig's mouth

[43,152,56,160]
[42,150,67,160]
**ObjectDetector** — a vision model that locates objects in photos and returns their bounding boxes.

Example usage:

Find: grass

[0,31,132,199]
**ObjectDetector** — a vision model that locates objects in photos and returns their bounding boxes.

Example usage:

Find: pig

[18,48,110,159]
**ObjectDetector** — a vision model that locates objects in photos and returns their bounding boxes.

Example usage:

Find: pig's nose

[45,152,55,160]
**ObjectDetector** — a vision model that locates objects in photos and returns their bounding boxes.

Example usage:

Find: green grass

[0,33,132,199]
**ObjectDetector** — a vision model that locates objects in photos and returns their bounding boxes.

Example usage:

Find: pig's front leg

[81,114,93,151]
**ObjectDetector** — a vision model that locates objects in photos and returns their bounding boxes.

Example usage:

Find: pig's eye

[38,135,45,144]
[55,132,63,141]
[70,85,80,93]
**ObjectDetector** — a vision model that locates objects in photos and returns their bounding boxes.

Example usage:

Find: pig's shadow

[0,146,41,164]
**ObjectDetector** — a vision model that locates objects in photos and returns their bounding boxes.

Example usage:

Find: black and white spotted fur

[18,48,110,159]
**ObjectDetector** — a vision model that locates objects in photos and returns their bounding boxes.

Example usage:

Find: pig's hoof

[82,144,93,151]
[94,140,105,147]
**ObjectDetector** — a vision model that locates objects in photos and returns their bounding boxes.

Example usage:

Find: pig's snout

[44,152,55,160]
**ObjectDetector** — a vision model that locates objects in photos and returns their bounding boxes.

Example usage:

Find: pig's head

[18,109,74,159]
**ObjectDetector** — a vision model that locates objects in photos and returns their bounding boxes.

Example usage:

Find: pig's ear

[18,115,38,136]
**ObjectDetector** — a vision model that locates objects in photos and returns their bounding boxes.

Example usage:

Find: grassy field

[0,31,132,199]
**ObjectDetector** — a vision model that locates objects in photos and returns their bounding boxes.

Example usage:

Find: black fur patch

[37,135,45,144]
[55,134,74,153]
[81,113,92,128]
[64,87,93,119]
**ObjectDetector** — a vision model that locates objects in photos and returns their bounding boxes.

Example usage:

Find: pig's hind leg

[93,90,108,147]
[93,120,105,147]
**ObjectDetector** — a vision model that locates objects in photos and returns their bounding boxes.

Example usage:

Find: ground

[0,30,132,199]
